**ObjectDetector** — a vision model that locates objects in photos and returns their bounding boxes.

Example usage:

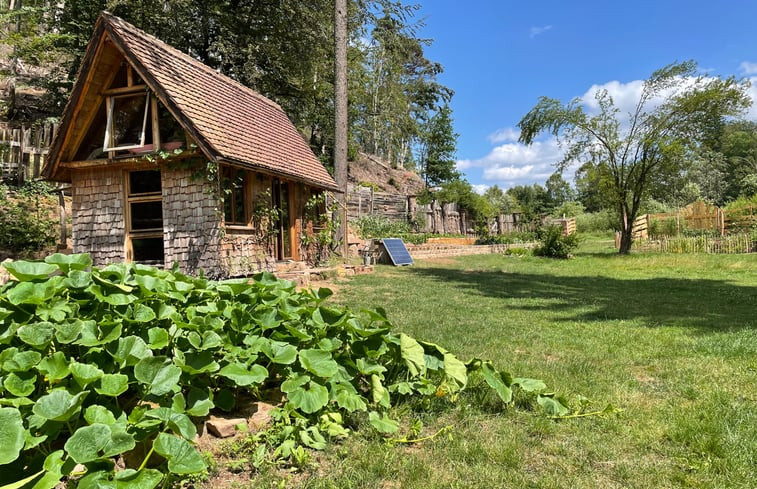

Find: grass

[232,238,757,488]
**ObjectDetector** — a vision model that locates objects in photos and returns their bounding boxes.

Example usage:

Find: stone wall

[161,167,224,277]
[71,167,126,265]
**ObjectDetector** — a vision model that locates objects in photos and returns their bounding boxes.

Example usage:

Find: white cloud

[471,184,490,195]
[487,127,520,144]
[457,138,565,188]
[529,25,552,38]
[740,61,757,75]
[463,71,757,190]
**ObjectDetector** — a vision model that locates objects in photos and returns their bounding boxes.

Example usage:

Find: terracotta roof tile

[103,13,337,190]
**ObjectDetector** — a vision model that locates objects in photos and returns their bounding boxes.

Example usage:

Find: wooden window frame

[103,91,151,152]
[221,166,253,227]
[124,170,163,263]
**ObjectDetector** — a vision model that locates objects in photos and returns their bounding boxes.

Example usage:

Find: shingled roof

[44,12,338,191]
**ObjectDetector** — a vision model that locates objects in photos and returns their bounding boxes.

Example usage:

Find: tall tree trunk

[618,205,634,254]
[334,0,348,253]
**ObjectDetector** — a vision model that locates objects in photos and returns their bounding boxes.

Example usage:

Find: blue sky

[416,0,757,192]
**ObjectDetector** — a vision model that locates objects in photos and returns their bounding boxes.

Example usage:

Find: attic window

[103,92,151,151]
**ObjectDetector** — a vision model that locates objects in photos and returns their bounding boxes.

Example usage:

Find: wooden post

[59,189,67,248]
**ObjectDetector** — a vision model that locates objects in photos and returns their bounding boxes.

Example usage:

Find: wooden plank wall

[0,122,57,183]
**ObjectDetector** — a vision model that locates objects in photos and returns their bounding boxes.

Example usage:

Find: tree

[518,61,750,253]
[417,103,459,186]
[545,172,575,208]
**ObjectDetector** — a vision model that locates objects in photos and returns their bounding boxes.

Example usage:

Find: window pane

[129,170,161,195]
[131,201,163,230]
[221,167,247,224]
[108,94,148,149]
[132,237,164,265]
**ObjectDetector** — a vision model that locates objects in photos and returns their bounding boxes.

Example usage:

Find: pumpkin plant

[0,254,577,488]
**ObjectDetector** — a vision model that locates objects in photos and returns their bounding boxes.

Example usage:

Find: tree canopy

[518,61,751,253]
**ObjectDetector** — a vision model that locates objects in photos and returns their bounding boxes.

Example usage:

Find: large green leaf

[70,361,104,387]
[261,340,297,364]
[282,375,328,414]
[95,374,129,397]
[3,371,36,397]
[109,336,152,368]
[399,333,426,377]
[443,352,468,389]
[537,395,570,416]
[513,377,547,393]
[6,281,58,305]
[218,362,268,386]
[17,322,55,349]
[331,383,367,412]
[134,357,181,396]
[0,407,25,464]
[45,253,92,273]
[299,349,339,378]
[3,261,58,281]
[37,351,70,382]
[114,469,163,489]
[33,389,89,422]
[131,303,157,323]
[185,387,214,417]
[64,423,135,463]
[145,408,196,440]
[1,349,41,372]
[153,433,206,475]
[368,411,399,434]
[480,362,513,404]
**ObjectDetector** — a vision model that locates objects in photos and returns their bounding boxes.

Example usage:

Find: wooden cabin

[43,13,338,278]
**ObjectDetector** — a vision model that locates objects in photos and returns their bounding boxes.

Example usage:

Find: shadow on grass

[407,266,757,331]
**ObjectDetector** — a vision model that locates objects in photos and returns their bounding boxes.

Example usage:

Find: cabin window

[221,166,249,226]
[104,92,152,152]
[126,169,164,266]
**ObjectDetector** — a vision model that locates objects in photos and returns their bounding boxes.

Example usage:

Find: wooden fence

[0,122,56,184]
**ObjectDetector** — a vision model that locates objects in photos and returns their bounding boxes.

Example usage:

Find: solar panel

[382,238,414,266]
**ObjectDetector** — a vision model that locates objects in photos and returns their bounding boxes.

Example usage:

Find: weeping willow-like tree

[518,61,751,253]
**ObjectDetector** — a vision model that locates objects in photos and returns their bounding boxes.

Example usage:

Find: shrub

[475,231,537,245]
[353,215,411,238]
[503,247,531,256]
[0,185,57,254]
[533,225,579,258]
[0,255,575,486]
[575,210,616,234]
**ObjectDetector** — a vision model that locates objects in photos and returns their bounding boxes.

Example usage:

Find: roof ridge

[100,11,284,113]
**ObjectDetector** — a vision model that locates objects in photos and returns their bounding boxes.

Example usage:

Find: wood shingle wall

[71,168,126,264]
[162,168,224,277]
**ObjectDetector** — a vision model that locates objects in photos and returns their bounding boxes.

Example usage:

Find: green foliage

[575,210,616,234]
[0,254,573,486]
[518,60,751,253]
[353,215,412,239]
[417,104,460,186]
[533,226,579,259]
[301,194,336,266]
[474,232,537,245]
[0,187,57,254]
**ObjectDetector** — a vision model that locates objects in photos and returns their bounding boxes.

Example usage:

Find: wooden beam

[101,84,148,96]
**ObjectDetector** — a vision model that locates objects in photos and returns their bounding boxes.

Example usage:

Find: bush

[533,225,579,258]
[0,184,57,254]
[0,255,572,486]
[504,247,531,256]
[353,215,411,239]
[475,231,537,245]
[575,210,616,234]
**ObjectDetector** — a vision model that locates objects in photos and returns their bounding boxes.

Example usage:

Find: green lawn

[247,239,757,488]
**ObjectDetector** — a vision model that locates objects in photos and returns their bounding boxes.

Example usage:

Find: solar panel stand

[381,238,413,266]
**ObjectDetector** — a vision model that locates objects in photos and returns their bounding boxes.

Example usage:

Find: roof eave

[217,157,339,191]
